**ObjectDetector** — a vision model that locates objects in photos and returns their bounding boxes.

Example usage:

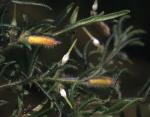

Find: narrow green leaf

[102,98,142,115]
[74,45,84,58]
[127,29,145,39]
[69,6,79,24]
[128,40,144,46]
[11,0,52,11]
[53,10,130,36]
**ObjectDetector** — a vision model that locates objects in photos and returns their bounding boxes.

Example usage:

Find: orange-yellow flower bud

[27,36,60,46]
[87,77,114,87]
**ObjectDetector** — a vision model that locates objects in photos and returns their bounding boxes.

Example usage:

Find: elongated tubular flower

[19,34,61,47]
[27,35,61,46]
[87,77,114,87]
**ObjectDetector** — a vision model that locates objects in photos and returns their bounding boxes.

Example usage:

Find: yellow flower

[27,35,60,46]
[87,77,114,87]
[19,33,60,47]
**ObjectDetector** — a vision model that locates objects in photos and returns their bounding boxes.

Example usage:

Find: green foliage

[52,10,130,36]
[102,98,142,115]
[0,1,147,117]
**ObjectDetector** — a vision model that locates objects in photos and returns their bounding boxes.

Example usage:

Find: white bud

[60,88,67,98]
[92,0,98,11]
[60,88,73,109]
[61,53,69,65]
[91,37,100,48]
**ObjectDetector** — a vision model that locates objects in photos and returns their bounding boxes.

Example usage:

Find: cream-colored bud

[61,53,70,65]
[91,37,100,48]
[59,88,73,109]
[61,39,77,66]
[60,88,67,98]
[92,0,98,11]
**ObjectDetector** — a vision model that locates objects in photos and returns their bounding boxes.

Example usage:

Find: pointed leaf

[53,10,130,36]
[12,0,52,11]
[69,6,79,24]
